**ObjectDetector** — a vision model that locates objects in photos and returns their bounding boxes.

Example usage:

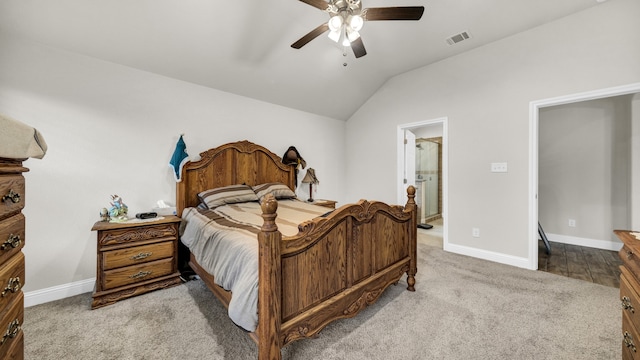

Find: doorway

[397,118,448,248]
[528,82,640,270]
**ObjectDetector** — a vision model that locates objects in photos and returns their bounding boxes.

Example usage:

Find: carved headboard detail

[175,140,296,216]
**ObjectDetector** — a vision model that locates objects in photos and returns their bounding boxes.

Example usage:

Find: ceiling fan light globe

[346,28,360,42]
[328,29,341,42]
[328,15,343,32]
[348,15,364,31]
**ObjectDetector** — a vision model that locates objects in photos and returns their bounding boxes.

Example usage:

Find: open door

[404,129,416,193]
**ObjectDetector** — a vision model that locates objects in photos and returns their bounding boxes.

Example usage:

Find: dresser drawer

[0,214,25,266]
[0,176,25,220]
[102,241,174,270]
[1,331,22,360]
[102,258,174,290]
[621,244,640,278]
[0,252,24,311]
[0,292,23,360]
[96,222,178,247]
[624,309,640,360]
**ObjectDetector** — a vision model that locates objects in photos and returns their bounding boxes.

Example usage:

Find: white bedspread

[179,199,330,331]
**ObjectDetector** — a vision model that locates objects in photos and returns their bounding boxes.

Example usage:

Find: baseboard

[547,233,623,251]
[443,242,531,269]
[23,234,617,308]
[24,278,95,308]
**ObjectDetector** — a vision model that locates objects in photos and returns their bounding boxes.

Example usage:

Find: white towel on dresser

[0,113,48,159]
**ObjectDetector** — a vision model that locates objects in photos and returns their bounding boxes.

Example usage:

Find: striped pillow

[198,184,259,209]
[252,182,296,202]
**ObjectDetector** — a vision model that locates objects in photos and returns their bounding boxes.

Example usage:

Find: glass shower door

[416,139,439,223]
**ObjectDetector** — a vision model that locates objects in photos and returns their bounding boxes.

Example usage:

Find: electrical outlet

[472,228,480,238]
[568,219,576,227]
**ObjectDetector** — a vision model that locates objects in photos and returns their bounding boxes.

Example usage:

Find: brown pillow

[198,184,259,209]
[252,182,296,202]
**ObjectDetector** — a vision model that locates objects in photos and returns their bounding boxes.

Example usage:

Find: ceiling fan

[291,0,424,58]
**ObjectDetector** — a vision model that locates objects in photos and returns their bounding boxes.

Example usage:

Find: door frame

[528,82,640,270]
[398,117,448,247]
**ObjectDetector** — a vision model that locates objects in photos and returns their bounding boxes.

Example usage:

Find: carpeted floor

[24,231,620,359]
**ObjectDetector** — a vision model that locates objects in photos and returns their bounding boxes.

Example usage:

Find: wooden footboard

[257,186,417,360]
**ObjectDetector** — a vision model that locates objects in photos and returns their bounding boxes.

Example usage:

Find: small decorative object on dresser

[616,230,640,359]
[90,216,183,309]
[107,194,128,222]
[99,208,110,222]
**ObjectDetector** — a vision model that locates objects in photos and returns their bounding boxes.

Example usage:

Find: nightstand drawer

[102,258,174,290]
[0,214,25,266]
[0,175,25,219]
[102,241,173,270]
[96,222,178,247]
[0,252,24,311]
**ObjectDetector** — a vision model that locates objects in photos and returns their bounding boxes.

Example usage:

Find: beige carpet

[24,231,620,359]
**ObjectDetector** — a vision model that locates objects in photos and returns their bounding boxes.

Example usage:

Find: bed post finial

[405,185,418,292]
[260,194,278,232]
[258,193,283,360]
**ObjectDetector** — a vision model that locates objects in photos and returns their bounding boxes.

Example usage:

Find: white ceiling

[0,0,604,120]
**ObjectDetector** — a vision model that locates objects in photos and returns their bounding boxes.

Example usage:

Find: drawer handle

[622,296,636,313]
[1,190,20,204]
[0,319,20,347]
[625,331,637,352]
[130,271,152,279]
[627,250,635,260]
[1,234,21,251]
[1,277,21,297]
[131,252,152,261]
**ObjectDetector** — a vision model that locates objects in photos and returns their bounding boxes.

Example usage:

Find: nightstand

[311,199,337,209]
[91,215,182,309]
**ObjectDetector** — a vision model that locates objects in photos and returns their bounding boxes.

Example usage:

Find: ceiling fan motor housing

[331,0,361,14]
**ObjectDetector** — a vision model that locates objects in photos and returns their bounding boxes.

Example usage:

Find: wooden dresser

[91,216,182,309]
[616,230,640,359]
[0,158,27,359]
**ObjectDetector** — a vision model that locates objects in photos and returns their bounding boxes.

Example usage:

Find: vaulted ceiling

[0,0,605,120]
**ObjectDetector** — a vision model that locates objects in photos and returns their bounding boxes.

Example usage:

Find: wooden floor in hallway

[537,240,623,288]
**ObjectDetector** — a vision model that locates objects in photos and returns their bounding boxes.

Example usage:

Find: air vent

[445,31,470,46]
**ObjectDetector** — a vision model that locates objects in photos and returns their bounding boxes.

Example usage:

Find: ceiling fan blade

[291,23,330,49]
[351,37,367,58]
[298,0,330,11]
[362,6,425,21]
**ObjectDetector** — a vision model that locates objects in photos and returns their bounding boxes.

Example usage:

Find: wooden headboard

[175,140,296,216]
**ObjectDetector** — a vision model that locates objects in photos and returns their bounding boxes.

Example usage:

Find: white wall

[0,34,346,296]
[345,0,640,264]
[539,96,633,246]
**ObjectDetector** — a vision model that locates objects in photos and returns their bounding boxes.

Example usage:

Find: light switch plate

[491,162,508,173]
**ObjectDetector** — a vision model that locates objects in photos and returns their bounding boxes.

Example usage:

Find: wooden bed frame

[176,140,417,360]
